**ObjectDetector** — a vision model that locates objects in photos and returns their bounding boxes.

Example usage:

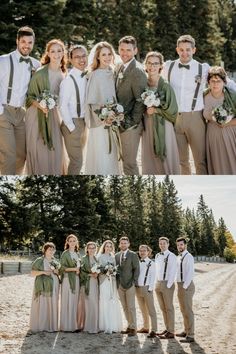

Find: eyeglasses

[88,247,96,250]
[146,62,161,67]
[73,54,87,60]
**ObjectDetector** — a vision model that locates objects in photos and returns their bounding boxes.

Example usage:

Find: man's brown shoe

[156,329,168,336]
[176,331,187,338]
[159,331,175,339]
[147,331,156,338]
[121,328,130,334]
[137,328,149,333]
[180,336,195,343]
[128,329,137,337]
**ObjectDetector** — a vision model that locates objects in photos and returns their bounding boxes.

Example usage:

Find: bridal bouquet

[212,104,234,125]
[94,97,124,127]
[37,90,58,116]
[102,262,119,277]
[139,88,161,108]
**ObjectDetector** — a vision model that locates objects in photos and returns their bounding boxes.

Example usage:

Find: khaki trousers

[177,281,195,337]
[118,284,137,329]
[61,119,87,175]
[175,111,207,175]
[120,122,142,175]
[0,105,26,175]
[136,286,157,332]
[155,281,175,333]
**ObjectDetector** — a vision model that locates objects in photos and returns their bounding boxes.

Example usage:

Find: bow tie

[19,56,32,65]
[178,63,190,70]
[159,252,164,256]
[81,70,88,78]
[140,259,146,263]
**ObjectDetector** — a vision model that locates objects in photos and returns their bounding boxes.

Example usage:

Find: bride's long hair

[98,239,115,256]
[90,41,116,71]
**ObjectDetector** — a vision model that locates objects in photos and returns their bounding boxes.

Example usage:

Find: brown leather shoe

[156,329,168,336]
[147,331,156,338]
[137,328,149,333]
[180,336,195,343]
[176,331,186,337]
[159,331,175,339]
[128,329,137,337]
[121,328,131,334]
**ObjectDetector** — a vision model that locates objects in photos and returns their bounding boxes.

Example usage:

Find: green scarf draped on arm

[80,255,98,296]
[151,76,178,161]
[32,256,53,299]
[60,250,78,294]
[26,65,54,150]
[222,87,236,115]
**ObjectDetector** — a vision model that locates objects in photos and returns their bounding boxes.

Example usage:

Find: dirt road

[0,262,235,354]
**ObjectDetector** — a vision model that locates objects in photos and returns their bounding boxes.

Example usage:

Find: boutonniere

[195,74,202,84]
[118,72,124,80]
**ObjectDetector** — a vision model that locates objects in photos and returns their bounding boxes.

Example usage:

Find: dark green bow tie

[81,70,88,78]
[178,63,190,70]
[19,56,32,64]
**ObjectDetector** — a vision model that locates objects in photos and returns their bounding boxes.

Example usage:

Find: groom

[115,36,147,175]
[115,235,140,336]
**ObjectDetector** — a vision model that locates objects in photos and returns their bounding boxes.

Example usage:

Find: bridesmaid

[25,39,67,174]
[60,234,81,332]
[141,51,180,174]
[30,242,59,332]
[203,66,236,174]
[80,241,99,334]
[97,240,123,334]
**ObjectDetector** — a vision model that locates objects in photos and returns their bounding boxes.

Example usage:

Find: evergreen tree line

[0,175,235,261]
[0,0,236,70]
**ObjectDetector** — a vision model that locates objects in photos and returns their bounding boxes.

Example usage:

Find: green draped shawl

[80,255,98,296]
[204,86,236,116]
[148,76,178,161]
[32,256,53,298]
[60,250,79,293]
[26,65,54,150]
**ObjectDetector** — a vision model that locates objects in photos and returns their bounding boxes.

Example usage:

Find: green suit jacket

[115,250,140,289]
[115,59,147,130]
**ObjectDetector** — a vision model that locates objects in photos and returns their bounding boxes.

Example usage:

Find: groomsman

[60,45,88,174]
[136,245,157,338]
[155,237,177,339]
[162,34,209,175]
[115,235,140,336]
[115,36,147,175]
[0,26,40,175]
[176,237,195,343]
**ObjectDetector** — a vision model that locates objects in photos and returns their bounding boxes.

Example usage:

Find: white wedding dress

[97,253,123,333]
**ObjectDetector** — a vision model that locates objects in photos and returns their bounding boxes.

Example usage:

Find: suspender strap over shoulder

[143,261,152,286]
[180,253,188,282]
[70,74,81,117]
[191,63,202,111]
[7,54,14,104]
[167,60,175,83]
[163,254,170,280]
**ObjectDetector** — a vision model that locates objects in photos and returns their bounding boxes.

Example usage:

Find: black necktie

[178,63,190,70]
[19,56,32,65]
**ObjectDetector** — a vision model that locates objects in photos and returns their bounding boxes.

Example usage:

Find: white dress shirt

[59,67,87,132]
[162,59,209,113]
[155,250,177,288]
[123,57,135,72]
[120,249,129,264]
[137,257,156,291]
[176,250,194,289]
[0,49,40,114]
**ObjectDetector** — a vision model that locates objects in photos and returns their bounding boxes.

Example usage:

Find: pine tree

[216,217,227,257]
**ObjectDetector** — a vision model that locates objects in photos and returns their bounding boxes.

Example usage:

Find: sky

[155,176,236,241]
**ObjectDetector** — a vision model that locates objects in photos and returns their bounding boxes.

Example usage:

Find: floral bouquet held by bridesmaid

[37,89,58,118]
[212,104,234,125]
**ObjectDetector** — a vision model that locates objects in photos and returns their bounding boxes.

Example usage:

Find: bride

[97,240,123,333]
[84,41,123,175]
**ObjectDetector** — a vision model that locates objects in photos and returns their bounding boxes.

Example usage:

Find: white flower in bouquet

[48,97,56,110]
[39,99,47,109]
[144,95,156,107]
[140,89,161,108]
[91,263,101,274]
[101,107,109,116]
[117,104,124,113]
[154,98,161,107]
[212,104,234,125]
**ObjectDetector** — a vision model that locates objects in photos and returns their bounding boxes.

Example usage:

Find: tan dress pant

[175,111,207,175]
[118,284,137,329]
[155,281,175,333]
[136,286,157,332]
[0,105,26,175]
[61,119,87,175]
[177,281,195,337]
[120,122,142,175]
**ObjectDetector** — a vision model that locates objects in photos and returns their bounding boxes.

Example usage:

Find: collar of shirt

[163,250,170,257]
[180,250,188,257]
[121,249,128,257]
[123,57,135,71]
[70,67,84,78]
